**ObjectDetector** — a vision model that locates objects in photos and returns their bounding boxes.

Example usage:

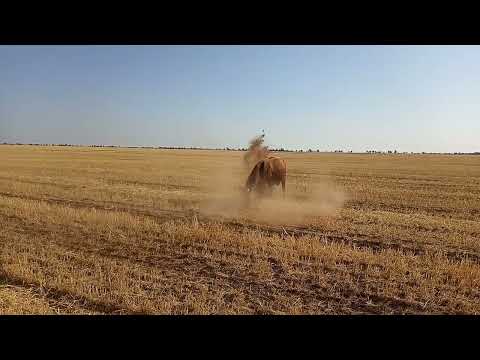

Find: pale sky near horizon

[1,45,479,152]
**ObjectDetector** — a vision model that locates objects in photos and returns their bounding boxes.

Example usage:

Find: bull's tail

[263,160,273,180]
[281,160,286,199]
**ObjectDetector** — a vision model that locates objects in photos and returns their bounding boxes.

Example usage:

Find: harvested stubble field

[1,145,480,314]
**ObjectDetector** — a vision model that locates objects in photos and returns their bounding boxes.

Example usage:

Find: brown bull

[245,156,287,198]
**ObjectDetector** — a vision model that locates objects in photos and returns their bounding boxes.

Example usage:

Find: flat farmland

[1,145,479,314]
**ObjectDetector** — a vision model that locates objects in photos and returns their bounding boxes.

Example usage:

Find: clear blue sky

[1,45,479,152]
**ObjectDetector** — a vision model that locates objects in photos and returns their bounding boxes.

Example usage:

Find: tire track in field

[0,268,128,315]
[2,191,480,265]
[1,214,438,314]
[348,200,480,222]
[218,219,480,265]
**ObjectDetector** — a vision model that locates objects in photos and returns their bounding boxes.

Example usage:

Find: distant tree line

[367,150,400,154]
[1,142,479,155]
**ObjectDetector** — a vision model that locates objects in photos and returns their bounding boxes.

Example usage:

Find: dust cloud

[198,135,346,226]
[243,134,269,171]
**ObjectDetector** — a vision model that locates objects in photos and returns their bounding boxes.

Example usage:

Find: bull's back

[267,157,286,175]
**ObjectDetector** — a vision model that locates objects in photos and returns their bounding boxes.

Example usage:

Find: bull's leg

[281,177,286,199]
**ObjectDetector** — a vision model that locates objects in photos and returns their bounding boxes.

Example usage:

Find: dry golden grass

[1,145,479,314]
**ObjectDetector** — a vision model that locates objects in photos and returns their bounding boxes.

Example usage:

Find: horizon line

[1,142,479,155]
